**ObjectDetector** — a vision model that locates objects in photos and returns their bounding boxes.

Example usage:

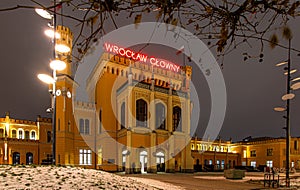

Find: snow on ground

[0,165,181,190]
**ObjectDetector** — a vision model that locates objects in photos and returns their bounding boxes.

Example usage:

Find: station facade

[1,26,300,174]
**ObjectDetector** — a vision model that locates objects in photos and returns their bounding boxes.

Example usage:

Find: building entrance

[26,152,33,165]
[140,151,147,173]
[156,151,165,172]
[12,152,20,165]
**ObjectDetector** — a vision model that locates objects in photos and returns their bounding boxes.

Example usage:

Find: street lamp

[35,1,70,165]
[273,38,300,187]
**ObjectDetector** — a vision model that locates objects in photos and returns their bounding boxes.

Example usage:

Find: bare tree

[1,0,300,65]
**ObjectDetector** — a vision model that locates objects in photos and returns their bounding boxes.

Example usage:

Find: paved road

[126,173,267,190]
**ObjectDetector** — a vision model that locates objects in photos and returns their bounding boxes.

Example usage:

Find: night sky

[1,0,300,141]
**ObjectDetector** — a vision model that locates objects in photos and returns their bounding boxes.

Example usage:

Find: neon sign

[104,43,180,72]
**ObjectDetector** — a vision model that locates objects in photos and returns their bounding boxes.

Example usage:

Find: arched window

[26,152,33,165]
[85,119,90,134]
[12,130,16,138]
[121,102,126,129]
[136,99,148,127]
[18,129,24,139]
[155,103,166,130]
[172,106,182,131]
[12,152,20,165]
[25,131,30,139]
[79,119,84,134]
[30,131,36,140]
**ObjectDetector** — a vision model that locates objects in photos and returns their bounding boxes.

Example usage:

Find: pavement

[124,172,300,190]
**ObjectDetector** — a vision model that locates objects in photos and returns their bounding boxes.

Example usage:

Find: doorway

[139,151,147,173]
[26,152,33,165]
[156,151,165,172]
[12,152,20,165]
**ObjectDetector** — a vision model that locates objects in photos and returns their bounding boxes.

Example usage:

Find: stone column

[148,133,157,173]
[167,82,173,132]
[125,130,132,174]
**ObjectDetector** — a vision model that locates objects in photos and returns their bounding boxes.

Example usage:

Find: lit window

[30,131,36,140]
[266,160,273,167]
[18,130,24,139]
[98,148,102,165]
[250,161,256,168]
[221,160,225,169]
[250,150,256,157]
[191,144,194,150]
[12,130,16,138]
[79,149,92,165]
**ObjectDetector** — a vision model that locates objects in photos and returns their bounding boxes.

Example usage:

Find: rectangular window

[250,150,256,157]
[79,149,92,165]
[30,131,36,140]
[79,119,90,135]
[250,161,256,168]
[243,150,247,158]
[97,148,102,165]
[12,130,16,138]
[99,110,102,134]
[18,130,23,139]
[294,141,298,150]
[266,160,273,167]
[79,119,84,134]
[267,148,273,156]
[242,161,246,166]
[47,131,51,143]
[85,119,90,134]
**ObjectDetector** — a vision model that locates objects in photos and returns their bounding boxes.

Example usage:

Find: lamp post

[35,0,70,165]
[274,38,300,187]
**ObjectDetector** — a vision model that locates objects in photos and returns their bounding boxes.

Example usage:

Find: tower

[54,25,76,165]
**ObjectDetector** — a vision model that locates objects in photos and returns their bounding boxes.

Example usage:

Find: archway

[156,151,165,172]
[26,152,33,165]
[122,149,127,171]
[12,152,20,165]
[139,150,147,173]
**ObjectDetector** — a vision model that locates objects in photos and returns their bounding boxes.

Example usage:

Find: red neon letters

[104,43,180,72]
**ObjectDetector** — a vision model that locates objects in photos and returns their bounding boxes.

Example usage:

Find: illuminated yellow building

[3,25,300,175]
[232,137,300,171]
[83,52,194,173]
[0,112,52,165]
[190,137,239,171]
